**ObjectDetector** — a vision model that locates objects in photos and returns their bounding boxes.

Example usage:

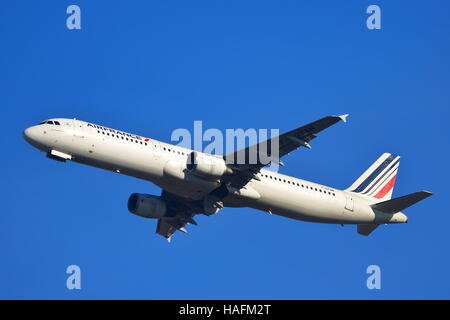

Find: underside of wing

[156,218,190,242]
[155,191,200,241]
[222,114,348,188]
[275,114,348,159]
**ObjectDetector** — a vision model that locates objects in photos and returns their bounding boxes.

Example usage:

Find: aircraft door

[345,194,354,212]
[151,140,161,161]
[72,119,85,139]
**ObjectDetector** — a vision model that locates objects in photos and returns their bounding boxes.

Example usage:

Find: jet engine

[186,151,231,180]
[127,193,167,219]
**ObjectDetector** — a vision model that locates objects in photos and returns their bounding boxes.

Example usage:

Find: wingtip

[338,114,349,123]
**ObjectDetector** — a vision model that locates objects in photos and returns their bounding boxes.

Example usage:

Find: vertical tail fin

[347,153,401,201]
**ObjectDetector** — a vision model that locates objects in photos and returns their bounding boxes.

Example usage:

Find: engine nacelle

[127,193,167,219]
[186,151,230,180]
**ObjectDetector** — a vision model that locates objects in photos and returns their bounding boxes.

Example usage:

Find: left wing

[156,191,201,242]
[222,114,349,188]
[156,219,189,242]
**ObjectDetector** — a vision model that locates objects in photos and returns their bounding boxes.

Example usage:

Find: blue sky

[1,0,449,299]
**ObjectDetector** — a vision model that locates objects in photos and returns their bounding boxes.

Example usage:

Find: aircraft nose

[23,126,39,145]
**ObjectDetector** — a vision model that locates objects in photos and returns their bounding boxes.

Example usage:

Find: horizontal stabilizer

[357,224,380,236]
[371,191,433,214]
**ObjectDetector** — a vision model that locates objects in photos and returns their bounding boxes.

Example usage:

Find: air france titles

[87,123,144,141]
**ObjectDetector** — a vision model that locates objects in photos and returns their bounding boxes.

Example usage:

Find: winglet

[337,114,349,123]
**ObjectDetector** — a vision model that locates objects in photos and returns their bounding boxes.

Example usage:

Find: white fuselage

[23,118,407,225]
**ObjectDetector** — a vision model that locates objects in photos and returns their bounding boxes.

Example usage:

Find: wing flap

[156,219,178,241]
[155,191,201,241]
[276,114,348,159]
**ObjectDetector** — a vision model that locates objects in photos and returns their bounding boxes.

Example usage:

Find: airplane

[23,115,432,241]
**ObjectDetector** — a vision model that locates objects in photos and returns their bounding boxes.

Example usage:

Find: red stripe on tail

[374,175,397,199]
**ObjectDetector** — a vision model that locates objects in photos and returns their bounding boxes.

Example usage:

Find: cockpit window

[38,120,60,125]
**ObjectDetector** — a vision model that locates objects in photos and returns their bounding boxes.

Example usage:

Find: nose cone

[23,126,37,144]
[23,126,45,150]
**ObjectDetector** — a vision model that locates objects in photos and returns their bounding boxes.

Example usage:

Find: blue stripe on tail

[352,154,397,193]
[362,158,400,195]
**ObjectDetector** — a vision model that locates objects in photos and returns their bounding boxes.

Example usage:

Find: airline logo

[352,154,400,198]
[87,123,147,141]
